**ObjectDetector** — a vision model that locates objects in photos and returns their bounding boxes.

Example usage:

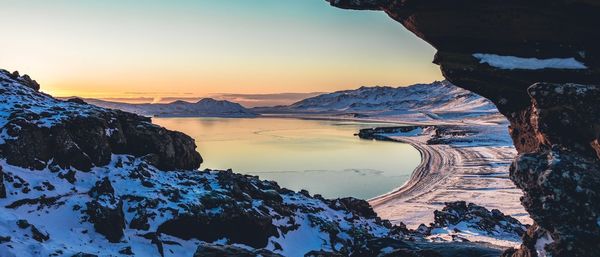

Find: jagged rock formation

[327,1,600,256]
[85,177,126,243]
[430,201,526,239]
[0,69,202,171]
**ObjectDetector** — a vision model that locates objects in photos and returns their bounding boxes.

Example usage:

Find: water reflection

[153,117,420,199]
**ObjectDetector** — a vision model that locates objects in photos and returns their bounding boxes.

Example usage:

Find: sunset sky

[0,0,441,102]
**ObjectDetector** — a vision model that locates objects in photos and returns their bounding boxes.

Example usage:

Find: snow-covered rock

[427,201,526,246]
[84,98,258,118]
[0,69,202,171]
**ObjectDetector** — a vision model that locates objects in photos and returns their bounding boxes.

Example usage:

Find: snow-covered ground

[255,81,531,247]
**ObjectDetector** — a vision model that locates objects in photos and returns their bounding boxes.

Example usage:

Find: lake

[153,117,420,200]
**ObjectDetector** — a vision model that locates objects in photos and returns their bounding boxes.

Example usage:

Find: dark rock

[58,170,77,184]
[193,243,284,257]
[129,212,150,231]
[432,201,526,237]
[305,251,345,257]
[66,98,87,105]
[16,219,49,242]
[85,178,125,243]
[358,126,424,140]
[118,246,134,255]
[140,232,164,257]
[4,70,40,91]
[88,177,115,197]
[0,235,10,244]
[6,195,61,209]
[158,210,278,249]
[327,2,600,256]
[0,165,6,198]
[0,69,202,172]
[71,253,98,257]
[17,219,30,229]
[31,225,50,242]
[328,197,377,219]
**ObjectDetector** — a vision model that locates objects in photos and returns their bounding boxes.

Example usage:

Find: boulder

[85,177,125,243]
[432,201,526,237]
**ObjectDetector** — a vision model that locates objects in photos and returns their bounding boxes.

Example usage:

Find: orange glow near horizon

[0,0,442,101]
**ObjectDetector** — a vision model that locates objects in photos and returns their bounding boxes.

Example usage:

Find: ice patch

[473,53,587,70]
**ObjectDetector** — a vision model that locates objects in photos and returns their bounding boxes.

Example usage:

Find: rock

[0,69,202,171]
[30,225,50,242]
[304,251,345,257]
[193,243,284,257]
[327,2,600,256]
[2,70,40,91]
[158,209,278,249]
[85,177,125,243]
[58,170,77,184]
[88,177,115,197]
[71,253,98,257]
[0,165,6,198]
[432,201,526,237]
[328,197,378,219]
[17,219,30,229]
[118,246,134,255]
[66,98,87,105]
[15,219,49,242]
[0,235,10,244]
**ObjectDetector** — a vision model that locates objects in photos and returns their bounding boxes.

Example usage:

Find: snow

[473,53,587,70]
[258,81,499,122]
[84,98,258,118]
[0,155,394,257]
[427,221,523,248]
[534,232,554,257]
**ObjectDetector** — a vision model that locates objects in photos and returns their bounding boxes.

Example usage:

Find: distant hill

[83,98,258,117]
[254,81,498,120]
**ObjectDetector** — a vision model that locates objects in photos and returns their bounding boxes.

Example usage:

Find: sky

[0,0,442,102]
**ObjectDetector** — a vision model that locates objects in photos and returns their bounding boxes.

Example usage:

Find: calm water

[153,117,420,199]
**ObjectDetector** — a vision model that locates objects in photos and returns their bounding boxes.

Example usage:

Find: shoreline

[364,126,531,228]
[154,113,530,229]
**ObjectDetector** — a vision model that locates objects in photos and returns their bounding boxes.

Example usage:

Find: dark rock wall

[327,1,600,256]
[0,70,202,171]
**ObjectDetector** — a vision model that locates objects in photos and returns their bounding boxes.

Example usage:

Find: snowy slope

[0,70,522,256]
[84,98,258,118]
[256,81,498,120]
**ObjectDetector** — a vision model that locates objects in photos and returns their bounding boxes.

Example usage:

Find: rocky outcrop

[506,83,600,257]
[193,243,284,257]
[432,201,526,237]
[85,177,125,243]
[0,70,40,91]
[327,1,600,256]
[0,166,6,198]
[327,0,600,116]
[0,69,202,171]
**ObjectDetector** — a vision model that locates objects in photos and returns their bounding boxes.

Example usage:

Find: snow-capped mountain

[256,81,498,119]
[84,98,258,118]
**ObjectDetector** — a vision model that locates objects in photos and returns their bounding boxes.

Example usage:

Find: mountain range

[81,98,258,118]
